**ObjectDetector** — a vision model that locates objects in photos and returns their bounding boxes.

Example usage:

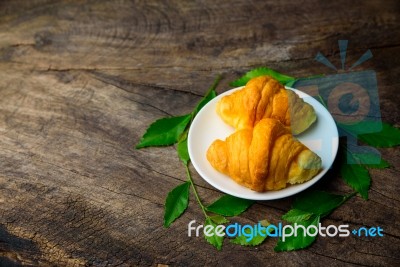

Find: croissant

[217,75,317,134]
[207,118,322,192]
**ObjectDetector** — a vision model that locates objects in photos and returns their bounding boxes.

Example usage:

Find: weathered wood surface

[0,0,399,266]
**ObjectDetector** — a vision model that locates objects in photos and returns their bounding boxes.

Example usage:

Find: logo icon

[295,40,381,164]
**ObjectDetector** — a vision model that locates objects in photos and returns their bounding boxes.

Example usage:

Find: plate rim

[188,86,339,200]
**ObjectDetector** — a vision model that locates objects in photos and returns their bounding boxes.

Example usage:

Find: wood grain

[0,0,399,266]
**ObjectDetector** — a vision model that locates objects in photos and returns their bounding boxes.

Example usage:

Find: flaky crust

[217,76,316,134]
[206,119,322,192]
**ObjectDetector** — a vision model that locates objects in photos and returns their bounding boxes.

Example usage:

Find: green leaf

[206,195,254,217]
[285,79,297,88]
[193,90,217,116]
[293,191,348,217]
[259,219,271,227]
[340,163,370,200]
[164,182,190,227]
[274,215,320,252]
[195,89,216,114]
[209,214,229,224]
[282,209,313,223]
[230,221,270,246]
[286,74,324,88]
[230,231,267,246]
[351,153,390,169]
[338,122,400,148]
[338,121,381,136]
[177,137,190,165]
[136,114,191,148]
[364,159,390,169]
[176,75,220,163]
[358,123,400,148]
[204,217,224,250]
[229,67,296,87]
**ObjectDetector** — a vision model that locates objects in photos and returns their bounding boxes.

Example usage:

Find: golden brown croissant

[217,75,317,134]
[207,118,322,192]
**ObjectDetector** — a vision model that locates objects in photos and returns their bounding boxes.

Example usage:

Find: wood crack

[354,249,400,260]
[88,70,204,97]
[369,197,400,212]
[382,232,400,240]
[370,187,400,203]
[123,95,173,116]
[309,250,371,266]
[97,185,162,206]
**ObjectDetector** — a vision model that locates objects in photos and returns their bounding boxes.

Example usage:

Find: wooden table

[1,1,399,266]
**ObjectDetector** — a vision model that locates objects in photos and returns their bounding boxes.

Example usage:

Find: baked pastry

[217,75,317,134]
[207,118,322,192]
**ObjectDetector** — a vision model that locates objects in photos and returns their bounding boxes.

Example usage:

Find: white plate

[188,87,339,200]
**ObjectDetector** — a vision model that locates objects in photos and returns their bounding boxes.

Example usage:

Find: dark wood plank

[0,0,399,266]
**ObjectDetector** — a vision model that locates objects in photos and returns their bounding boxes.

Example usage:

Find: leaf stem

[316,94,327,108]
[178,74,222,145]
[184,164,209,218]
[205,74,222,97]
[340,141,364,166]
[345,191,357,200]
[190,74,222,119]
